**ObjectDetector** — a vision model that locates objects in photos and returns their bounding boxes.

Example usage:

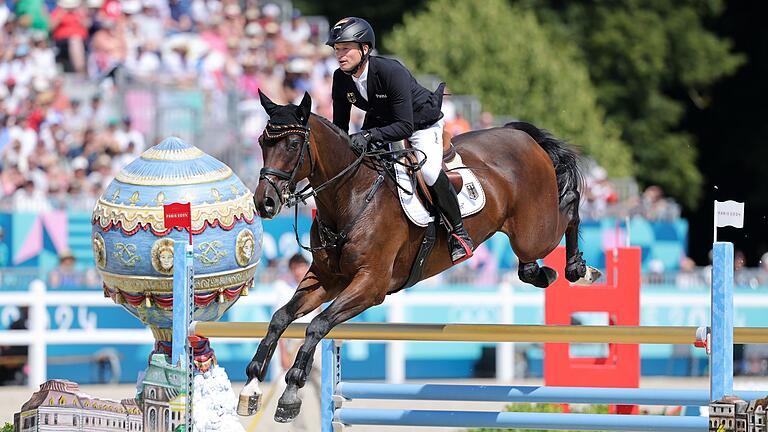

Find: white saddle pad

[395,152,486,227]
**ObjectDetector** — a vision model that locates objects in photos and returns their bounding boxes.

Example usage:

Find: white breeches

[408,118,444,186]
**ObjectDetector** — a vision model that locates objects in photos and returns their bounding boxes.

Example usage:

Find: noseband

[258,122,312,206]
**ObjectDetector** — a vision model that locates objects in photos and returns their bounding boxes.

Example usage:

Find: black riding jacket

[332,55,445,143]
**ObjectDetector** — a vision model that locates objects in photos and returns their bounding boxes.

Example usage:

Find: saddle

[401,128,463,206]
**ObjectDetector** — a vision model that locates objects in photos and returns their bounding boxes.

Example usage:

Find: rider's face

[334,42,368,73]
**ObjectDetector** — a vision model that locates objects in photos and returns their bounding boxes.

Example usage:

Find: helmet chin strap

[343,43,369,76]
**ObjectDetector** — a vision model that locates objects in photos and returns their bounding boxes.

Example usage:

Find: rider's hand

[350,130,372,152]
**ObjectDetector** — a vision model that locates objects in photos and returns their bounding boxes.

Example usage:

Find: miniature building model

[711,401,738,431]
[746,399,768,432]
[136,354,188,432]
[14,379,142,432]
[708,397,768,432]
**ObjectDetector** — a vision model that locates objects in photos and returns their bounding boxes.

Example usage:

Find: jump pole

[315,241,744,430]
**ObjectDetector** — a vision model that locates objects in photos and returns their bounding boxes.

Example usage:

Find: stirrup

[449,232,473,264]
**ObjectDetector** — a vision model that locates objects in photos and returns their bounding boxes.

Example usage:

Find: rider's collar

[351,61,369,84]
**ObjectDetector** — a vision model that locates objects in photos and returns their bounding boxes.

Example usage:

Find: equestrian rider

[326,17,474,263]
[327,17,474,264]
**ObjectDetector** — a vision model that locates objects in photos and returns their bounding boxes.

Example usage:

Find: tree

[386,0,634,177]
[292,0,427,52]
[526,0,745,208]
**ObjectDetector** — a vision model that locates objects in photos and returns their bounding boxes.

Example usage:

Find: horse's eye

[287,138,301,150]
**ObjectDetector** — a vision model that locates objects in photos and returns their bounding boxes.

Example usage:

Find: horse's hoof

[538,266,558,288]
[236,380,262,416]
[274,400,302,423]
[573,266,601,286]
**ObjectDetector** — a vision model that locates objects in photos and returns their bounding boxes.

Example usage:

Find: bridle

[258,122,313,205]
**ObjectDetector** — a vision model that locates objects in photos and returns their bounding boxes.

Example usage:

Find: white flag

[715,200,745,228]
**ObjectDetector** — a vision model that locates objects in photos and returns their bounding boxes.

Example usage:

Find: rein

[259,120,426,253]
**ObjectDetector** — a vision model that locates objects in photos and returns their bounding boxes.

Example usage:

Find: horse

[239,90,600,422]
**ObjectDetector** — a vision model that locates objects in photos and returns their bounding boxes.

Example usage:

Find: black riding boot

[428,171,474,263]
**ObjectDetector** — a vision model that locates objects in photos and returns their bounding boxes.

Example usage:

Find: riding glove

[350,131,373,153]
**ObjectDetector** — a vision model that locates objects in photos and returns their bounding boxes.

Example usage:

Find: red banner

[164,203,191,229]
[164,203,192,244]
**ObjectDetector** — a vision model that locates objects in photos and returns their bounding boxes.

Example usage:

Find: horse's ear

[297,92,312,124]
[259,89,278,116]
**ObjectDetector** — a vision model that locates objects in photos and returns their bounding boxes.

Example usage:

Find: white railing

[2,280,768,389]
[0,281,276,388]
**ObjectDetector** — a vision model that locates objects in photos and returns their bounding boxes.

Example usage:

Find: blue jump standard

[338,382,766,406]
[334,409,709,431]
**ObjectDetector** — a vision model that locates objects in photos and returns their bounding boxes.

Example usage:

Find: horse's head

[254,90,312,219]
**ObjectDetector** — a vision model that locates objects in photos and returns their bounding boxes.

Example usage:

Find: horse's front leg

[238,266,332,416]
[274,270,388,423]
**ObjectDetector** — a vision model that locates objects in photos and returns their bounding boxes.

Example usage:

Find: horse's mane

[312,114,352,147]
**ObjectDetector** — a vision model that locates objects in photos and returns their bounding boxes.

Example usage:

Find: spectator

[88,19,125,79]
[50,0,88,74]
[114,115,144,155]
[1,78,27,114]
[675,256,702,289]
[133,1,164,47]
[166,0,192,33]
[48,249,83,288]
[479,111,494,129]
[15,0,50,34]
[29,30,57,80]
[281,10,310,48]
[80,94,110,128]
[125,40,161,79]
[12,178,52,212]
[238,55,261,99]
[581,166,617,220]
[445,111,471,137]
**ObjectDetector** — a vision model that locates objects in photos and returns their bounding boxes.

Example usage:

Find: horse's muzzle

[254,181,283,219]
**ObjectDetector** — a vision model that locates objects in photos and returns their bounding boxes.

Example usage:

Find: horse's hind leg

[275,272,386,423]
[238,267,332,416]
[561,190,601,284]
[518,261,558,288]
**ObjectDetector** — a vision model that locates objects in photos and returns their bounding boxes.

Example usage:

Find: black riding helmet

[326,17,375,49]
[326,17,375,75]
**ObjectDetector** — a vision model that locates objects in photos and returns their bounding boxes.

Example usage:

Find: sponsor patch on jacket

[346,92,356,103]
[375,94,387,99]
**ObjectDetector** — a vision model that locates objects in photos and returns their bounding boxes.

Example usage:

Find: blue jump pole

[337,382,766,406]
[711,241,734,401]
[334,408,709,431]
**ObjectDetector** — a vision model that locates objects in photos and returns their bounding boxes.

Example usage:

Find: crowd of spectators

[0,0,340,213]
[580,165,682,222]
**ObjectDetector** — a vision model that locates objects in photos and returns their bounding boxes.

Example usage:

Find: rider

[327,17,474,264]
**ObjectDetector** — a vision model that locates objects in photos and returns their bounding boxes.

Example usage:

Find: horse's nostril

[264,196,275,214]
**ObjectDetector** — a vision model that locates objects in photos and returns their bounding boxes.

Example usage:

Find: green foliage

[469,403,609,432]
[526,0,745,208]
[2,423,13,432]
[386,0,634,177]
[292,0,427,52]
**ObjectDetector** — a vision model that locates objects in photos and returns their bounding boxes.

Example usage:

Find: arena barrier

[190,242,768,431]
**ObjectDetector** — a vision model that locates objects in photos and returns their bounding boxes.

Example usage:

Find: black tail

[505,121,584,200]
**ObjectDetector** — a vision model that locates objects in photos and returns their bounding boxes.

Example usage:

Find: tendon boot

[428,171,474,264]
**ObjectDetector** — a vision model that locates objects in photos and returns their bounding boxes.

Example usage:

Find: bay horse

[240,90,600,422]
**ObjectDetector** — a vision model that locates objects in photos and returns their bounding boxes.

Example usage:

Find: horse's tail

[505,121,584,200]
